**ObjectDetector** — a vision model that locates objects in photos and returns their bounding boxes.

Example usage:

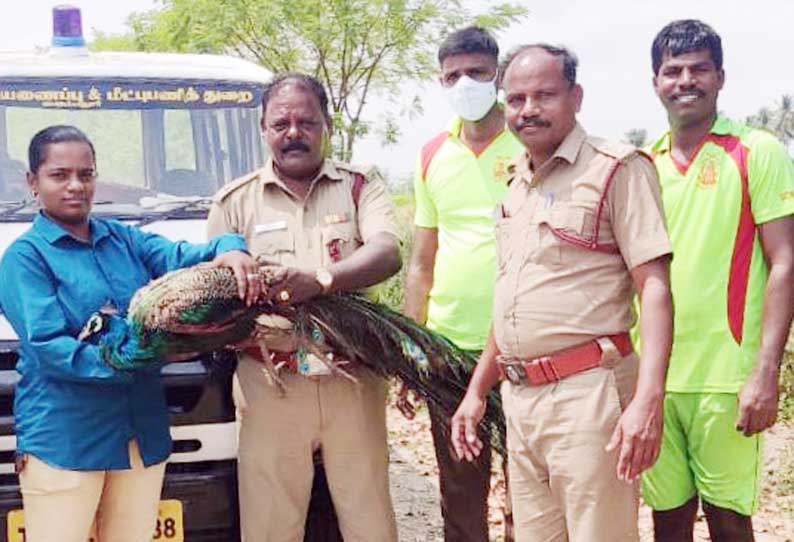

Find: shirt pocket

[532,206,589,270]
[251,229,295,263]
[320,221,359,266]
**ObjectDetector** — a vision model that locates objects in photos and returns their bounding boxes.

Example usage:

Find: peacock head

[77,304,120,343]
[77,312,111,342]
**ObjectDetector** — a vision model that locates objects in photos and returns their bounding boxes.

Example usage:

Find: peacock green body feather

[82,264,506,454]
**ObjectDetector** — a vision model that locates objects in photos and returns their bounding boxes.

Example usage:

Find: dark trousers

[429,401,512,542]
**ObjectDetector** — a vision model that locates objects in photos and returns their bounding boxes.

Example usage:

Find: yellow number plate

[7,499,183,542]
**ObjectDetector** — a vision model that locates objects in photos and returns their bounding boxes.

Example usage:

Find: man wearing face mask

[401,26,523,542]
[207,72,401,542]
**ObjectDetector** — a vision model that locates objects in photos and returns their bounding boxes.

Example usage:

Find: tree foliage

[622,128,648,148]
[746,94,794,148]
[89,31,138,52]
[98,0,527,161]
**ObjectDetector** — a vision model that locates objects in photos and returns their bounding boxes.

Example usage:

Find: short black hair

[438,26,499,65]
[651,19,723,75]
[261,72,331,123]
[500,43,578,87]
[28,125,96,174]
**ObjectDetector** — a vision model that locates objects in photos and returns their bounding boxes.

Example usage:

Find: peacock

[78,263,506,454]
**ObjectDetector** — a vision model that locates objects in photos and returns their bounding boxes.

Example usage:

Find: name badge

[323,213,350,225]
[255,221,288,234]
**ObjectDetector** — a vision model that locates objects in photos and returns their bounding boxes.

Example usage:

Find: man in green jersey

[400,26,523,542]
[643,19,794,541]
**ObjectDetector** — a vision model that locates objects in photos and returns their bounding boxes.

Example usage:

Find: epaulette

[333,160,368,177]
[212,169,263,203]
[334,161,372,210]
[587,136,639,163]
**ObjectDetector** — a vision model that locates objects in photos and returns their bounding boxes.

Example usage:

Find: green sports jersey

[413,117,523,350]
[649,117,794,392]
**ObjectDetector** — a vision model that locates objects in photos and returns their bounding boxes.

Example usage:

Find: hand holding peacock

[78,263,506,453]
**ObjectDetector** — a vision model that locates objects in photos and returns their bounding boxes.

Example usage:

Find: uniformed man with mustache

[452,44,674,542]
[207,72,401,542]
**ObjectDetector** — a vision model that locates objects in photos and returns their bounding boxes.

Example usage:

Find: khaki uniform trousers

[19,439,166,542]
[235,357,398,542]
[502,355,639,542]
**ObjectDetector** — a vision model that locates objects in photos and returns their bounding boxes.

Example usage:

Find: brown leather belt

[498,332,633,386]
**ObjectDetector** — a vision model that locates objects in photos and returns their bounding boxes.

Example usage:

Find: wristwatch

[315,267,334,294]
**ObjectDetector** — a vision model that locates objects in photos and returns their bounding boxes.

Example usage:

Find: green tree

[623,128,648,148]
[95,0,526,161]
[747,94,794,147]
[89,31,137,52]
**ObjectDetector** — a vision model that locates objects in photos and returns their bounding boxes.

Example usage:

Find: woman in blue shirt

[0,125,260,542]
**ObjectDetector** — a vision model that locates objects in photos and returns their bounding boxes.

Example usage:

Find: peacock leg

[304,342,359,384]
[254,329,287,396]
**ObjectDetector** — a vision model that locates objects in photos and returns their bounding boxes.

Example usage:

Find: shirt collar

[552,123,586,164]
[511,123,586,183]
[260,157,344,190]
[649,116,731,155]
[34,211,109,246]
[446,116,464,137]
[444,114,517,155]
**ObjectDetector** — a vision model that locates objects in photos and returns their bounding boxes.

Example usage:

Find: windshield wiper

[135,196,213,227]
[0,200,122,221]
[0,199,36,219]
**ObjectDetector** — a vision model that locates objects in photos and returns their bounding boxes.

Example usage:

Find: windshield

[0,87,265,206]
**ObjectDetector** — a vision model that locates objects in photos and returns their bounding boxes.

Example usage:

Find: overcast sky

[1,1,791,180]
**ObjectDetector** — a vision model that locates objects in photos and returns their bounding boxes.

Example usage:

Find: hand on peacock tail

[78,263,506,454]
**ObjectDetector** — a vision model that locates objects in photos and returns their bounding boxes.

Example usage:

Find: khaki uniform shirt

[206,158,398,269]
[493,124,671,359]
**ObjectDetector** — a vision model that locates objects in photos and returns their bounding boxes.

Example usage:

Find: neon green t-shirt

[413,117,523,350]
[649,117,794,392]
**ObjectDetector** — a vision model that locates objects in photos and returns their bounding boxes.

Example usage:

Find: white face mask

[443,75,497,121]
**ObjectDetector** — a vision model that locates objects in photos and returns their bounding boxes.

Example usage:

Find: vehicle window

[164,110,197,171]
[4,106,146,189]
[0,104,265,205]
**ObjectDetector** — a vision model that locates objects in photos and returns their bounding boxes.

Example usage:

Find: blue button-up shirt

[0,213,246,470]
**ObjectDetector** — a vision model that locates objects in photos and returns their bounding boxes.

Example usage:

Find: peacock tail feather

[300,294,505,453]
[88,263,507,453]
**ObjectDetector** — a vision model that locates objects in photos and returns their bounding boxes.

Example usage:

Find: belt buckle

[503,363,527,385]
[596,337,622,368]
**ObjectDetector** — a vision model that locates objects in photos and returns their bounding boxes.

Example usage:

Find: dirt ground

[387,401,794,542]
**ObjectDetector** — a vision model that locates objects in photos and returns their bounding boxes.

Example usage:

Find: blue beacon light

[52,5,86,47]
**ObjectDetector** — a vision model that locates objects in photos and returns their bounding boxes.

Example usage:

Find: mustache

[516,117,551,130]
[282,141,310,153]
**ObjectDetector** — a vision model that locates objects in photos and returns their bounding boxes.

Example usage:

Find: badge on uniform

[255,221,288,234]
[323,213,350,225]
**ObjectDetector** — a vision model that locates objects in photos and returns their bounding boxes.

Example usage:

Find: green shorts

[641,392,762,516]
